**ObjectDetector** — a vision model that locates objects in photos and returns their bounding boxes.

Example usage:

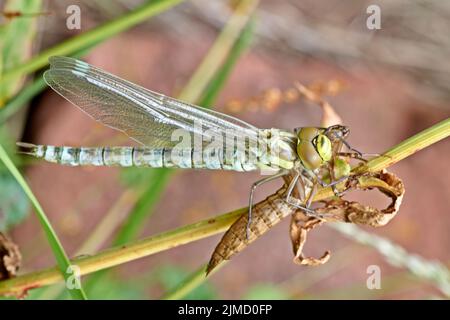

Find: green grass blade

[0,0,42,106]
[0,0,185,87]
[113,169,171,245]
[0,144,87,299]
[360,117,450,173]
[200,18,254,107]
[0,76,46,123]
[0,45,98,124]
[178,0,258,102]
[161,264,208,300]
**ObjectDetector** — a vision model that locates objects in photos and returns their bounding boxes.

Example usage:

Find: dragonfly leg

[325,127,372,159]
[328,162,342,197]
[325,161,348,197]
[285,171,301,203]
[331,180,346,197]
[247,171,288,240]
[336,151,368,163]
[341,139,364,157]
[305,181,318,208]
[285,173,322,217]
[338,141,384,161]
[309,170,348,189]
[286,176,336,220]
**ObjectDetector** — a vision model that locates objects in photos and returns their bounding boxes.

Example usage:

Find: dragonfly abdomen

[128,147,259,171]
[17,143,260,171]
[16,143,134,167]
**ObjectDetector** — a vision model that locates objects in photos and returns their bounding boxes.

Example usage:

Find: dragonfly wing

[44,56,259,148]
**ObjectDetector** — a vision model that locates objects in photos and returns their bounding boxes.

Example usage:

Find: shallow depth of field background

[2,0,450,299]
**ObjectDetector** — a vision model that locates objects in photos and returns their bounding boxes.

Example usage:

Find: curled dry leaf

[0,232,21,280]
[290,213,329,266]
[318,170,404,226]
[289,170,405,265]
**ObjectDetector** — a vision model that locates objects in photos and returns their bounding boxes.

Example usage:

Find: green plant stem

[316,117,450,199]
[179,0,259,102]
[0,45,98,123]
[0,208,244,296]
[0,0,184,87]
[200,18,254,107]
[0,77,46,123]
[112,170,171,245]
[356,117,450,173]
[0,144,87,299]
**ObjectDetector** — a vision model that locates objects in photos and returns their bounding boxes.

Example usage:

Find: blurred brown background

[8,0,450,299]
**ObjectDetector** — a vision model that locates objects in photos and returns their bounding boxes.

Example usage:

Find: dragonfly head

[294,127,333,170]
[323,125,350,143]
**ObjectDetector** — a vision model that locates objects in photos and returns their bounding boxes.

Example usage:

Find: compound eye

[314,134,332,162]
[297,142,322,170]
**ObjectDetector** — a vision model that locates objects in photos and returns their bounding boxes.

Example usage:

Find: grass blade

[0,207,245,296]
[113,169,171,245]
[0,144,87,299]
[0,76,46,124]
[200,18,255,107]
[0,0,185,87]
[358,117,450,173]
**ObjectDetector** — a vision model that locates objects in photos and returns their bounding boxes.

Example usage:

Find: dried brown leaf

[0,232,21,280]
[290,213,330,266]
[289,170,405,265]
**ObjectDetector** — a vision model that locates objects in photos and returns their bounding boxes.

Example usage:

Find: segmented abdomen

[16,143,260,171]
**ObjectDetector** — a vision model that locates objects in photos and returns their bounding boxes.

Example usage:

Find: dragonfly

[18,56,364,237]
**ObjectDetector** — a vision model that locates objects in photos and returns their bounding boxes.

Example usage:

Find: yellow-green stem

[0,209,244,296]
[357,117,450,173]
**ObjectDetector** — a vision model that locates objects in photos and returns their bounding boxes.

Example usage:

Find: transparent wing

[43,56,260,148]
